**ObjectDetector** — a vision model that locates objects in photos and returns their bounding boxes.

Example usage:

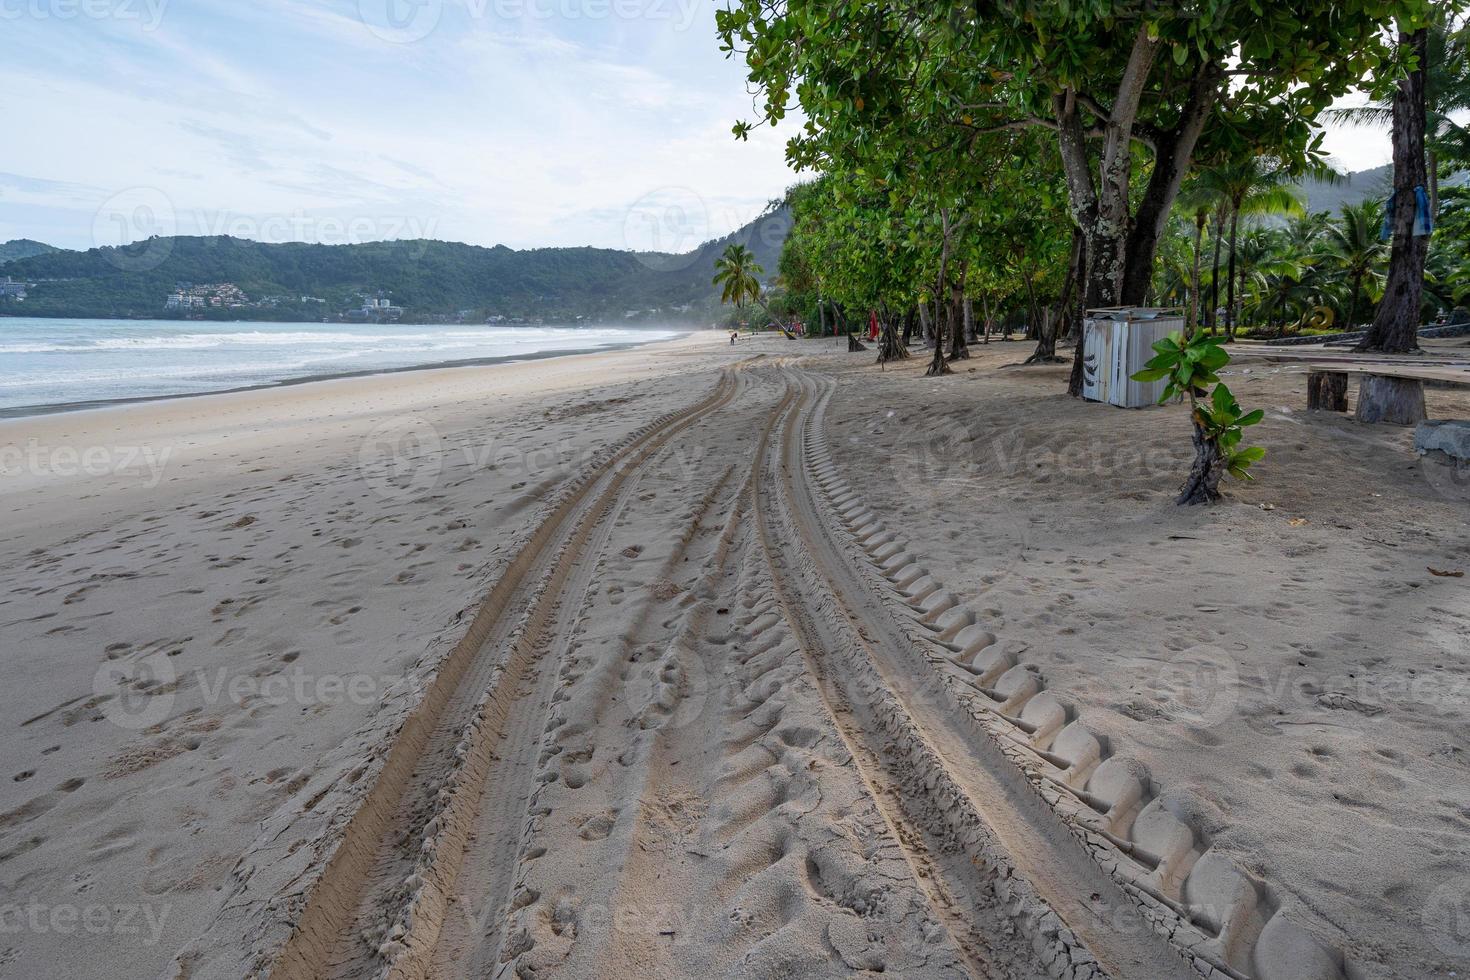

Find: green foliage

[1134,331,1266,481]
[712,244,764,309]
[1,216,793,322]
[719,0,1436,310]
[0,239,59,265]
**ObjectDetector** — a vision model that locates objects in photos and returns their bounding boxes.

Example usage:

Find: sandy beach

[2,330,1467,980]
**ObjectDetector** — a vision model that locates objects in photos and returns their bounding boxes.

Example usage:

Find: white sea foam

[0,319,680,412]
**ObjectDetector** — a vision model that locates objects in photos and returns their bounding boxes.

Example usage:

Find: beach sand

[1,329,1466,979]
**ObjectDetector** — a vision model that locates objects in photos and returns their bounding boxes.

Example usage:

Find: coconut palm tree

[1324,200,1388,330]
[1173,177,1217,335]
[713,244,764,310]
[1190,157,1311,339]
[714,243,795,337]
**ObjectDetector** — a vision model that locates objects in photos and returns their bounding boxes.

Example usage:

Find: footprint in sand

[576,809,618,841]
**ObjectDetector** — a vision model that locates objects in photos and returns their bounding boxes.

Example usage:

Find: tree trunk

[901,309,915,346]
[1120,65,1220,306]
[1189,213,1205,336]
[964,296,976,343]
[1066,231,1090,396]
[1206,209,1224,334]
[1032,227,1080,365]
[1177,416,1225,505]
[1308,371,1349,411]
[877,313,908,364]
[848,334,868,352]
[1347,271,1363,332]
[1358,26,1429,354]
[1022,276,1040,342]
[1355,375,1427,425]
[1026,309,1064,364]
[1225,205,1241,340]
[1429,150,1439,218]
[927,293,951,375]
[948,282,969,360]
[818,294,828,336]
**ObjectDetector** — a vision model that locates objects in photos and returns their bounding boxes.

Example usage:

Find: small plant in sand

[1133,330,1265,505]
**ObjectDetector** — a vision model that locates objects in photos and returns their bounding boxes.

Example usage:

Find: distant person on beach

[730,331,738,345]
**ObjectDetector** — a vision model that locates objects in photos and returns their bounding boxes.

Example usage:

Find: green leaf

[1211,383,1236,414]
[1131,367,1170,382]
[1236,409,1265,427]
[1199,345,1230,371]
[1232,446,1267,463]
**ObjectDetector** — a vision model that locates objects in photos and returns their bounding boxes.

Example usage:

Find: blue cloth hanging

[1381,185,1435,239]
[1415,185,1434,236]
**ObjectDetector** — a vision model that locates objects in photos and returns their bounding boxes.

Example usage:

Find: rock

[1415,420,1470,466]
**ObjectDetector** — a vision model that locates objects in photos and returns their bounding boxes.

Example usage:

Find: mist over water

[0,319,682,413]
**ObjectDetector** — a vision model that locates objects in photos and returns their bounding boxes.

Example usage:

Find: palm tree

[713,244,764,310]
[1191,157,1310,339]
[714,243,794,337]
[1324,201,1388,330]
[1173,177,1216,335]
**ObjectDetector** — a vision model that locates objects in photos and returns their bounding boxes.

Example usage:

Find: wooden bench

[1307,363,1470,425]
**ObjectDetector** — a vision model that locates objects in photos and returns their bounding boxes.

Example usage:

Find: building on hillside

[349,293,405,321]
[165,290,206,310]
[167,282,246,310]
[0,277,28,300]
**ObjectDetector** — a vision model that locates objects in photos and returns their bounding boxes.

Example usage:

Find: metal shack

[1080,307,1184,408]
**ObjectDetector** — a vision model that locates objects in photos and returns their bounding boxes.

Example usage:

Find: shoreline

[0,330,691,421]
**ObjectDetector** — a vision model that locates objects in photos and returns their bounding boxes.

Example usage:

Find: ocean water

[0,319,682,414]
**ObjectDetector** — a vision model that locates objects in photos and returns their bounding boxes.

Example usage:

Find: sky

[0,0,1394,255]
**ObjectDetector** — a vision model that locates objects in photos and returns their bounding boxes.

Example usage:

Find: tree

[718,0,1432,325]
[1324,201,1389,330]
[712,243,794,337]
[1333,13,1470,213]
[1133,332,1266,505]
[1189,157,1308,339]
[1359,26,1432,353]
[712,243,763,311]
[1173,178,1216,335]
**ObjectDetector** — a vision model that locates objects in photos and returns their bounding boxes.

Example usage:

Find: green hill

[0,209,791,322]
[0,239,61,265]
[1298,165,1394,215]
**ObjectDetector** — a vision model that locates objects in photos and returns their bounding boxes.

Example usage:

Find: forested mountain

[0,208,790,321]
[1298,165,1394,215]
[1297,164,1467,214]
[0,239,60,265]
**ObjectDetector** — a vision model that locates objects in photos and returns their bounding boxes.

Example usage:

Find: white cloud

[2,0,795,251]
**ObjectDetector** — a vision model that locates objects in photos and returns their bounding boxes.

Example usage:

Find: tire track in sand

[485,375,990,980]
[252,365,751,980]
[426,393,756,977]
[755,367,1199,980]
[799,367,1354,980]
